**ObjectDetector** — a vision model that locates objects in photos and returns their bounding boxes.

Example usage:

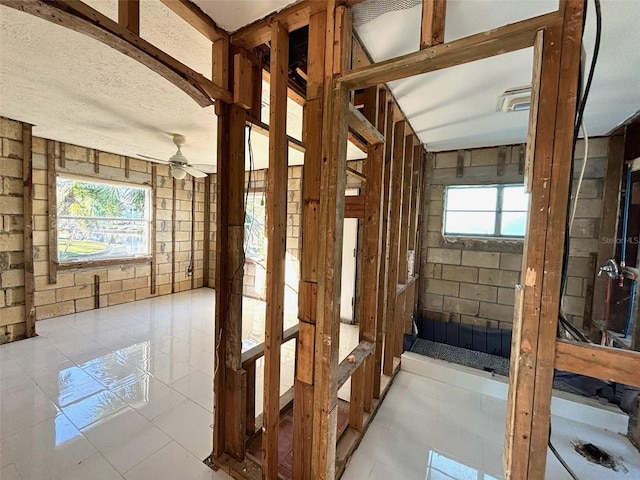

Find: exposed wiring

[568,121,589,234]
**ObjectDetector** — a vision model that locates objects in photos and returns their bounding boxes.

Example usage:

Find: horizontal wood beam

[338,11,560,91]
[247,117,306,153]
[241,324,299,368]
[336,341,375,390]
[56,257,152,270]
[346,166,366,183]
[555,340,640,388]
[348,103,385,145]
[4,0,233,106]
[159,0,227,42]
[231,0,323,49]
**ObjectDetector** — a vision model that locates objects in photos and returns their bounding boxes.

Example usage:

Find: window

[244,190,266,261]
[443,184,529,238]
[56,176,151,262]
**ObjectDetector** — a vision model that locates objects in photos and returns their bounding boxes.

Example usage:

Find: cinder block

[462,251,500,269]
[34,289,56,306]
[573,199,603,218]
[478,268,520,287]
[56,285,92,302]
[0,234,22,251]
[0,196,23,215]
[427,248,461,265]
[434,151,459,169]
[5,287,25,305]
[36,301,74,320]
[122,277,148,290]
[570,218,597,239]
[479,302,515,322]
[107,267,135,282]
[428,279,459,297]
[1,117,23,140]
[75,297,95,313]
[108,290,135,305]
[441,265,478,283]
[3,177,23,195]
[2,139,23,159]
[565,276,584,297]
[1,268,24,288]
[62,144,87,162]
[470,147,499,166]
[563,296,586,316]
[459,282,497,302]
[569,238,598,258]
[443,296,479,316]
[499,253,522,271]
[0,158,22,178]
[428,200,443,216]
[0,305,25,326]
[497,287,516,306]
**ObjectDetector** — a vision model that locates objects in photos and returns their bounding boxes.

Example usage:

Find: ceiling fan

[137,134,215,179]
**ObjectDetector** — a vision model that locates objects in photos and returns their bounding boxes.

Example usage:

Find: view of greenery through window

[244,191,266,260]
[57,177,150,261]
[444,184,529,237]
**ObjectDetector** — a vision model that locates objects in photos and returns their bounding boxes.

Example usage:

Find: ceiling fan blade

[188,163,217,174]
[137,154,169,164]
[182,166,208,178]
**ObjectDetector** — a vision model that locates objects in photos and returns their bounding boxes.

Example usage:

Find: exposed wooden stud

[518,144,525,175]
[93,274,100,309]
[150,166,157,294]
[118,0,139,35]
[203,175,211,288]
[245,361,256,436]
[398,135,414,285]
[251,63,263,120]
[497,146,506,176]
[125,156,130,178]
[408,143,422,252]
[346,166,366,183]
[293,8,327,478]
[190,177,196,289]
[347,103,385,144]
[22,124,35,338]
[555,340,640,387]
[60,143,66,168]
[94,150,100,173]
[311,4,351,477]
[4,0,232,106]
[234,52,253,109]
[383,120,405,375]
[524,30,544,192]
[505,1,585,477]
[337,341,375,390]
[159,0,227,42]
[171,178,177,293]
[262,20,289,480]
[456,149,464,177]
[46,140,58,284]
[339,12,559,90]
[420,0,447,49]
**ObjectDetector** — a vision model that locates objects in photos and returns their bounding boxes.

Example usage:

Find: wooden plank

[524,30,543,192]
[22,124,35,338]
[456,149,464,177]
[505,2,585,478]
[46,140,58,284]
[56,256,152,271]
[339,12,560,91]
[293,9,327,478]
[190,177,196,289]
[420,0,447,49]
[203,175,211,287]
[245,362,256,436]
[171,178,177,293]
[159,0,227,42]
[497,145,506,176]
[233,52,253,109]
[118,0,139,35]
[374,94,391,398]
[346,166,366,183]
[408,144,422,251]
[94,150,100,173]
[311,4,351,478]
[150,166,157,294]
[398,135,414,284]
[336,341,375,390]
[231,0,321,49]
[262,21,289,480]
[93,274,100,309]
[124,156,130,178]
[251,63,263,120]
[383,120,405,375]
[555,340,640,388]
[59,143,65,168]
[348,362,365,431]
[4,0,232,106]
[241,324,300,367]
[347,103,385,145]
[344,195,365,218]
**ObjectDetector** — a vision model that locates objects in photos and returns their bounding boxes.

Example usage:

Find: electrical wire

[568,121,589,234]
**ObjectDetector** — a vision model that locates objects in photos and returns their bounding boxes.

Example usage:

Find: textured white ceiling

[191,0,300,32]
[356,0,640,151]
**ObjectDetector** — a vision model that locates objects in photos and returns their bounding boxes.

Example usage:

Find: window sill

[56,256,152,270]
[443,235,524,246]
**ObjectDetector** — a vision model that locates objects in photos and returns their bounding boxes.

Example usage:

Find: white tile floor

[3,288,637,479]
[0,289,359,480]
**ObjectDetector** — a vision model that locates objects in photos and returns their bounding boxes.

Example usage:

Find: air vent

[496,86,532,113]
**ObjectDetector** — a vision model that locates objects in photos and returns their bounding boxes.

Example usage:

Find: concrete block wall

[0,116,207,343]
[0,118,26,342]
[418,139,608,331]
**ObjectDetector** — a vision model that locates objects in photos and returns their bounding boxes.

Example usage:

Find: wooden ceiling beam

[159,0,228,42]
[339,11,561,91]
[420,0,446,49]
[118,0,139,35]
[347,103,384,145]
[231,0,325,49]
[4,0,233,106]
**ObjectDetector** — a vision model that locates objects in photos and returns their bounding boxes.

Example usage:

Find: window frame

[443,183,528,239]
[55,174,153,265]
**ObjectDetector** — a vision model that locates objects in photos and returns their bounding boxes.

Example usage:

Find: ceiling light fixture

[170,164,187,180]
[496,86,532,113]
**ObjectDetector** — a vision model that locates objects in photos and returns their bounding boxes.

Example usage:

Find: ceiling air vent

[496,86,532,113]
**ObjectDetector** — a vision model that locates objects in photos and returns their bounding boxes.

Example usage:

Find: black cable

[549,439,581,480]
[558,0,602,331]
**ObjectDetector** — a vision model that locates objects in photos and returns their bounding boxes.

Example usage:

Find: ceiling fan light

[171,165,187,180]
